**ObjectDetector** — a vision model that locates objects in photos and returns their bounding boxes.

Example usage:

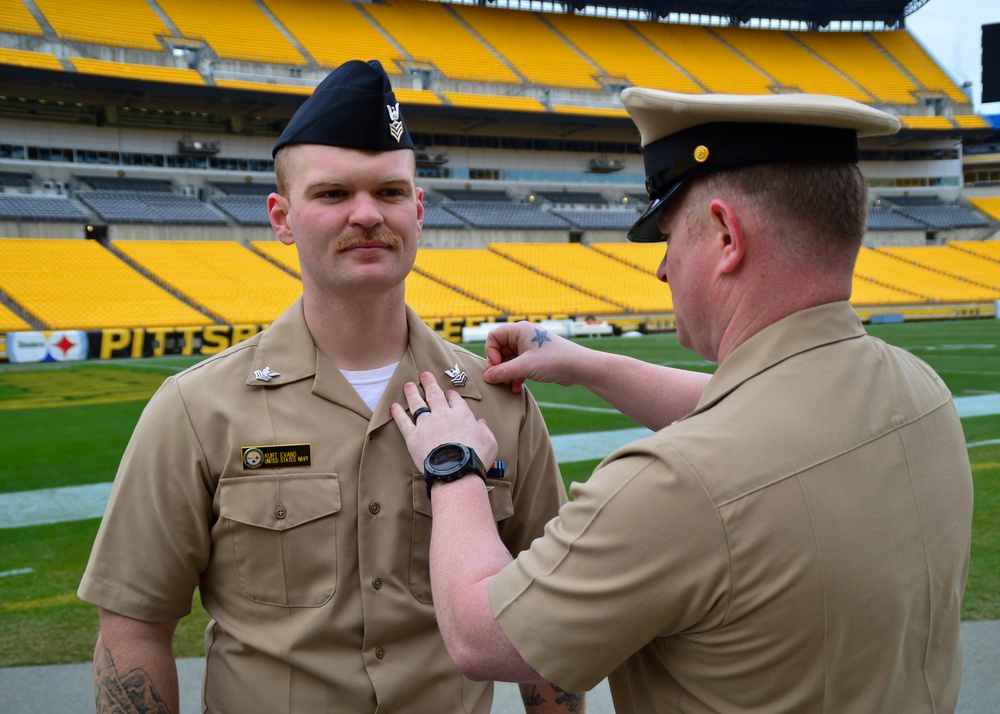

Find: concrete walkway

[1,620,997,712]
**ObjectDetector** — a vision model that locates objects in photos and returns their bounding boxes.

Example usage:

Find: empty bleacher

[551,209,638,231]
[0,301,32,332]
[536,191,606,205]
[212,196,269,225]
[867,206,927,231]
[437,189,511,202]
[965,198,1000,223]
[77,176,174,193]
[881,245,1000,291]
[0,172,34,188]
[441,202,570,230]
[855,246,1000,302]
[252,240,299,275]
[70,57,206,86]
[0,0,43,36]
[33,0,166,52]
[404,270,503,320]
[850,274,924,305]
[414,248,619,316]
[951,240,1000,263]
[489,242,672,312]
[0,195,88,222]
[0,47,62,72]
[113,239,302,324]
[0,238,212,330]
[211,181,277,196]
[78,193,226,224]
[892,205,990,230]
[870,30,971,105]
[423,205,467,229]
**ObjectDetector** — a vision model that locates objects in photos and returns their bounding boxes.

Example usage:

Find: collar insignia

[445,362,468,387]
[253,366,281,382]
[387,102,404,143]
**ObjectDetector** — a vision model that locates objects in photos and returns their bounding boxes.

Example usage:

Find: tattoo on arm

[530,328,552,348]
[94,643,172,714]
[521,684,585,712]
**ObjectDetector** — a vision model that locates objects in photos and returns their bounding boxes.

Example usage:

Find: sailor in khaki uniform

[391,90,974,713]
[79,60,578,713]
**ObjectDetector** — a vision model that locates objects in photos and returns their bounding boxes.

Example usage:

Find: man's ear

[708,198,745,275]
[268,193,294,246]
[415,186,425,242]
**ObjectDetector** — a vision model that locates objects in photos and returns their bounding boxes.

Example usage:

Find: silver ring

[412,406,431,421]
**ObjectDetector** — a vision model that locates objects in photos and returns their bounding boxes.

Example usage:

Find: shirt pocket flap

[220,474,341,532]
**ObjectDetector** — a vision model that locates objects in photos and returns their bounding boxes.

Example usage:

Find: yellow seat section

[414,248,618,316]
[590,242,666,273]
[405,271,502,320]
[953,115,990,129]
[71,57,205,85]
[366,0,518,84]
[551,105,629,118]
[629,22,772,94]
[964,199,1000,223]
[113,240,302,325]
[215,79,313,95]
[544,13,701,94]
[0,0,43,35]
[870,31,971,105]
[452,4,601,90]
[443,93,546,112]
[713,27,871,102]
[253,240,300,275]
[157,0,306,65]
[881,246,1000,294]
[0,302,32,332]
[850,275,922,305]
[951,239,1000,262]
[0,47,63,72]
[898,115,954,130]
[33,0,166,51]
[855,246,998,302]
[0,238,211,330]
[791,31,918,105]
[489,242,670,312]
[263,0,403,72]
[391,87,443,106]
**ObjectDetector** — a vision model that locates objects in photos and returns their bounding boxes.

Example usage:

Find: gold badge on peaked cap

[693,145,710,162]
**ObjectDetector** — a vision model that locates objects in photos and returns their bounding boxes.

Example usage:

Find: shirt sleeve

[78,376,214,622]
[488,442,731,692]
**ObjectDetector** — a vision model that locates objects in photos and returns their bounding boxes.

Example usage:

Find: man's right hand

[483,322,582,393]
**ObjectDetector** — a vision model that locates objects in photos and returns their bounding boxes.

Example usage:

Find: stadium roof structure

[568,0,927,25]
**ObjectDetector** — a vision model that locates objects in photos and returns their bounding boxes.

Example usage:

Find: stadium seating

[893,205,990,230]
[590,241,666,273]
[252,240,299,275]
[77,176,174,192]
[869,31,971,105]
[212,195,269,225]
[712,26,872,102]
[489,242,672,312]
[365,0,519,84]
[966,198,1000,222]
[442,93,547,112]
[0,301,32,332]
[850,275,924,305]
[551,209,638,231]
[71,58,205,86]
[404,271,503,320]
[212,181,277,196]
[882,246,1000,291]
[441,202,570,230]
[951,239,1000,263]
[437,189,511,202]
[414,248,619,316]
[156,0,306,66]
[33,0,166,51]
[867,206,927,231]
[537,191,606,205]
[855,247,1000,302]
[0,47,62,72]
[422,205,467,229]
[113,240,302,324]
[77,193,226,224]
[452,4,603,90]
[0,172,34,188]
[0,1,43,36]
[0,238,212,330]
[0,196,88,222]
[262,0,404,72]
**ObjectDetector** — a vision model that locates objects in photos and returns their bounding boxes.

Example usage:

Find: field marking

[1,394,996,530]
[0,568,34,578]
[537,402,620,414]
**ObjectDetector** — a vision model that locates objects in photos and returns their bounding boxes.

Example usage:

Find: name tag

[241,444,312,470]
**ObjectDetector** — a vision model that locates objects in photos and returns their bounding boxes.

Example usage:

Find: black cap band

[629,122,858,242]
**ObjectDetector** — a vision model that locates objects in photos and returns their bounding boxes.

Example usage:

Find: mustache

[336,227,403,251]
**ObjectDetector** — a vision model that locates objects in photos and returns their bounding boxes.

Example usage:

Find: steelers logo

[244,448,264,469]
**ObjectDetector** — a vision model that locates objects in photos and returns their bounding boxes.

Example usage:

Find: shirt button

[368,434,375,443]
[369,501,381,515]
[372,577,383,590]
[375,647,385,660]
[274,505,287,519]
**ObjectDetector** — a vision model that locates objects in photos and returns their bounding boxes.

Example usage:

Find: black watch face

[428,444,465,472]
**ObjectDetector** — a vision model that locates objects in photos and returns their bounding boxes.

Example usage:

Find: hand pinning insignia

[253,366,281,382]
[530,328,551,348]
[445,362,468,387]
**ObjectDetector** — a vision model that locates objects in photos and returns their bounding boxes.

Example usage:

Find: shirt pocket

[219,473,340,607]
[409,474,515,604]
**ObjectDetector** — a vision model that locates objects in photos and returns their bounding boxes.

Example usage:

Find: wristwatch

[424,442,489,499]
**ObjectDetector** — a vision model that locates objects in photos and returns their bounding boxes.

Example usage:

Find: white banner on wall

[6,330,89,363]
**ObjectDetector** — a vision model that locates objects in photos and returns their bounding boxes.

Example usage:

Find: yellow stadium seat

[33,0,166,51]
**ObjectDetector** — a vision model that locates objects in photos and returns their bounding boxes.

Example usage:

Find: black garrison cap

[272,59,413,158]
[621,89,901,242]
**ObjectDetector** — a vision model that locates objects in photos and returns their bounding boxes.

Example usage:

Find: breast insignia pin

[253,366,280,382]
[445,363,468,387]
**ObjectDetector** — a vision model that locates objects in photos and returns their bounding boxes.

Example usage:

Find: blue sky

[905,0,1000,113]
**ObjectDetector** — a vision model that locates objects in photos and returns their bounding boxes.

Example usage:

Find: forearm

[574,351,711,431]
[519,682,586,712]
[93,609,179,714]
[429,477,543,683]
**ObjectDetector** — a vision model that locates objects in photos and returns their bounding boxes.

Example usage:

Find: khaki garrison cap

[621,89,901,242]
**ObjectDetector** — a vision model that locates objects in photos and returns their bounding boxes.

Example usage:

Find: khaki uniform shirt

[79,299,565,713]
[491,301,973,713]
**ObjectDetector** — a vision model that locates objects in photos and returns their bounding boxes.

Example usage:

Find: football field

[1,319,998,667]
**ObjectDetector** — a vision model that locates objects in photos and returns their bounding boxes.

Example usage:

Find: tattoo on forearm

[521,684,585,712]
[94,643,171,714]
[530,328,552,347]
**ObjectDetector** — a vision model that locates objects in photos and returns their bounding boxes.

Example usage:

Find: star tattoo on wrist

[530,328,551,347]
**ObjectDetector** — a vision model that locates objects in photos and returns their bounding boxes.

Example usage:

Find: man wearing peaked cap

[390,89,972,714]
[80,58,580,714]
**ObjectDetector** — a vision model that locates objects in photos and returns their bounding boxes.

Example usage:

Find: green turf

[1,319,998,667]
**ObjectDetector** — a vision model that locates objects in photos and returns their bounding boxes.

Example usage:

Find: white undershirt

[339,361,400,412]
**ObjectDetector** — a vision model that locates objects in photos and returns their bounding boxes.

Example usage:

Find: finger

[401,381,427,413]
[419,372,450,408]
[390,402,415,438]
